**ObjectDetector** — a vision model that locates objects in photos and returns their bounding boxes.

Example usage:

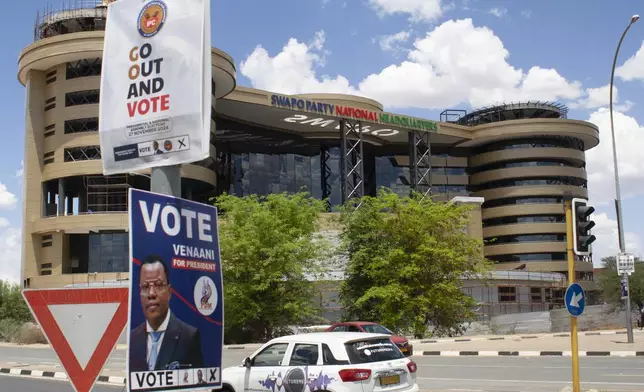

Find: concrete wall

[464,304,631,335]
[550,304,627,333]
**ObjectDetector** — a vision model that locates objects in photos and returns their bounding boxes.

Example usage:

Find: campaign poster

[99,0,212,175]
[127,189,223,391]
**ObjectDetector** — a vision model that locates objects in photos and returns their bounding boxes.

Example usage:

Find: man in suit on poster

[129,255,204,372]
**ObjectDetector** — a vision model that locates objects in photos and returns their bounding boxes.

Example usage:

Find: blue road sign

[621,275,629,300]
[127,189,223,392]
[565,283,586,317]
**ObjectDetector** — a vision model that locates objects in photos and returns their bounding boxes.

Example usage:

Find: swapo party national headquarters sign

[99,0,212,175]
[127,189,223,391]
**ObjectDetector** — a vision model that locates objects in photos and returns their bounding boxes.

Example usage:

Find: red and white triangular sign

[22,287,129,392]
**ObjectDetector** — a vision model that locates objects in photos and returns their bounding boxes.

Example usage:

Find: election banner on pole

[99,0,212,175]
[127,189,223,391]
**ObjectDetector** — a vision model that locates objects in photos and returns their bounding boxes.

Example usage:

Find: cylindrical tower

[18,0,235,288]
[463,103,599,282]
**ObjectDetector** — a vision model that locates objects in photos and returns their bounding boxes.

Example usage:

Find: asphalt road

[0,375,122,392]
[2,347,644,391]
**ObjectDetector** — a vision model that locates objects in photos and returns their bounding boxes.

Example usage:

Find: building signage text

[270,94,437,132]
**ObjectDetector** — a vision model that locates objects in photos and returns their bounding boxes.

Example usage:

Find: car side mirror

[243,357,251,368]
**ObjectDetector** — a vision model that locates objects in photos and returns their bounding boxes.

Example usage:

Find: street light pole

[609,14,639,344]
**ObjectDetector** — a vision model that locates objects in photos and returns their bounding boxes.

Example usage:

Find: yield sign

[22,287,129,392]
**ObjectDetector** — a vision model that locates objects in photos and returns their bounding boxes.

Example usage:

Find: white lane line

[417,377,644,386]
[417,363,644,370]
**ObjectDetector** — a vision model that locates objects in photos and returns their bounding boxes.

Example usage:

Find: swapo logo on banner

[127,189,223,391]
[99,0,212,175]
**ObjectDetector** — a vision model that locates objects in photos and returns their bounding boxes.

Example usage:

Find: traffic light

[572,198,596,256]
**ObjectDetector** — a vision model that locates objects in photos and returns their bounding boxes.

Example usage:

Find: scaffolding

[320,146,332,212]
[408,130,432,199]
[34,0,108,41]
[462,270,569,320]
[85,174,132,213]
[339,119,364,209]
[455,101,569,127]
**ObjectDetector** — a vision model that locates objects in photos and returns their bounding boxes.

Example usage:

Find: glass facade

[488,253,567,263]
[220,134,469,208]
[478,137,585,153]
[473,177,587,191]
[484,197,564,208]
[483,215,565,227]
[88,232,129,273]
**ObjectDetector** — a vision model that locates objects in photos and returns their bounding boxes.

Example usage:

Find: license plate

[380,375,400,386]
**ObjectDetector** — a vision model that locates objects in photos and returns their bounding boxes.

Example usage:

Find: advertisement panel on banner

[99,0,212,175]
[127,189,223,391]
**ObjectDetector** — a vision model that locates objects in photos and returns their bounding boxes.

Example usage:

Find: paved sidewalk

[414,330,644,355]
[409,327,644,345]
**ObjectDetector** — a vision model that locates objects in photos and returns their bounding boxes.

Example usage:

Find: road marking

[602,373,644,377]
[417,377,644,386]
[417,363,644,370]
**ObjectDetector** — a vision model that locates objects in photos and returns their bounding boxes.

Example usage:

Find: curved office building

[19,1,599,300]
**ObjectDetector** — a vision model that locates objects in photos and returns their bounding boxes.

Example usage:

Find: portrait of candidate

[129,255,204,372]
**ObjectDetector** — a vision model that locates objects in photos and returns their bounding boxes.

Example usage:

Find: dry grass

[13,323,48,344]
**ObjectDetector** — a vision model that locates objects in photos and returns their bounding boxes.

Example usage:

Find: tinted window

[252,343,288,367]
[290,344,319,366]
[322,344,349,365]
[345,339,404,364]
[346,325,361,332]
[361,324,393,334]
[332,325,347,332]
[88,232,129,273]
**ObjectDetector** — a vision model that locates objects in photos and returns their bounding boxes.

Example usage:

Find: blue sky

[1,0,643,281]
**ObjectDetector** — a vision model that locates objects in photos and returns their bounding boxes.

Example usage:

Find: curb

[0,368,126,385]
[420,350,644,357]
[415,330,635,344]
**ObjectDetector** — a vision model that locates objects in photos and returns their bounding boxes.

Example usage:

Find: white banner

[99,0,212,175]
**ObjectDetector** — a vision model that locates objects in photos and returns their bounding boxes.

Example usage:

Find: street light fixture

[608,14,639,344]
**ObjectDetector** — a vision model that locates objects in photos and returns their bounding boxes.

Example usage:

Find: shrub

[13,323,47,345]
[0,319,22,342]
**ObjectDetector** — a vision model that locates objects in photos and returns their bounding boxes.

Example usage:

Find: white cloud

[376,30,412,53]
[368,0,443,22]
[586,109,644,205]
[240,30,356,96]
[241,19,584,110]
[15,160,23,178]
[0,227,21,283]
[521,10,532,18]
[570,84,633,111]
[321,0,330,8]
[488,8,507,18]
[0,183,17,210]
[616,40,644,82]
[0,218,9,228]
[590,212,642,265]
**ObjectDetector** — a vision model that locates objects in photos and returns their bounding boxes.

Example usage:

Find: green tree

[0,280,31,322]
[214,192,330,344]
[597,256,644,309]
[339,189,492,338]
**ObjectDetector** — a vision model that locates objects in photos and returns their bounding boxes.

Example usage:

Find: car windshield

[345,338,404,364]
[361,324,393,334]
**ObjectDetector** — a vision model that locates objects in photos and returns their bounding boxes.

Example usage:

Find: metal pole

[624,271,634,342]
[609,15,638,344]
[565,199,580,392]
[151,165,182,197]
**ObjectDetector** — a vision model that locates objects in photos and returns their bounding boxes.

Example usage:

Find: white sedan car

[222,332,419,392]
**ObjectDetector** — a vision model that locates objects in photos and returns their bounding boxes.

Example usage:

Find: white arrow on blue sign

[565,283,586,317]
